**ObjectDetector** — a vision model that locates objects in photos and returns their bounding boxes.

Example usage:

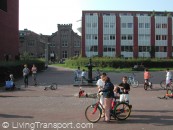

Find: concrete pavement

[0,65,173,130]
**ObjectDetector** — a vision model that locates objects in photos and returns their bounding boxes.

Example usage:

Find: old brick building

[19,29,48,58]
[19,24,81,61]
[48,24,81,61]
[0,0,19,61]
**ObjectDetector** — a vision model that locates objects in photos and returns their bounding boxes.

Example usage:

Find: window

[92,34,97,40]
[128,35,133,40]
[121,35,126,40]
[104,45,115,52]
[155,46,167,52]
[162,35,167,40]
[127,23,133,28]
[160,46,167,52]
[86,34,91,39]
[110,23,115,28]
[121,23,126,28]
[139,23,144,28]
[121,46,133,52]
[104,23,109,28]
[110,35,115,40]
[0,0,7,12]
[104,35,109,40]
[86,23,91,27]
[28,40,34,46]
[156,23,161,28]
[139,46,150,52]
[156,35,161,40]
[162,24,167,28]
[74,51,80,56]
[90,46,98,52]
[74,41,80,47]
[92,23,97,28]
[62,41,68,47]
[145,23,150,28]
[62,51,68,58]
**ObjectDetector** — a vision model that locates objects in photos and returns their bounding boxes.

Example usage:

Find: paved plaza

[0,66,173,130]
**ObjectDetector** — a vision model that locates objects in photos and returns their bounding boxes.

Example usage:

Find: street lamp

[45,43,50,68]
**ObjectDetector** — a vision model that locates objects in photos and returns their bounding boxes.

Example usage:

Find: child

[144,68,151,84]
[117,76,130,103]
[81,69,87,84]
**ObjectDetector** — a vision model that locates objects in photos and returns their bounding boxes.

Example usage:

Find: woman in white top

[96,73,107,117]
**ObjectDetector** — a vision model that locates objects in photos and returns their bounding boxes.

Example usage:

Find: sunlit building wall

[82,11,173,58]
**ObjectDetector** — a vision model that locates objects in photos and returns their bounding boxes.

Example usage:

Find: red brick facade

[0,0,19,61]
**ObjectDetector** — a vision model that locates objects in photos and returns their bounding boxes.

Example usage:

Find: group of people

[96,73,130,122]
[144,68,172,88]
[74,67,87,83]
[22,64,37,87]
[74,67,101,83]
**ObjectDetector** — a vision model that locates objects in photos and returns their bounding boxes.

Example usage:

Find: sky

[19,0,173,35]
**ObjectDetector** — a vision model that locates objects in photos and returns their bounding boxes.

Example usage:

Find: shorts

[120,94,129,103]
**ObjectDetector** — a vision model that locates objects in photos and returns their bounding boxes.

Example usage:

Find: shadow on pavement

[0,114,33,118]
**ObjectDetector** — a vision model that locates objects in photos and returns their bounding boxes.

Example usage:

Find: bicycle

[160,79,173,89]
[127,73,139,88]
[37,83,58,90]
[144,79,153,90]
[85,93,131,123]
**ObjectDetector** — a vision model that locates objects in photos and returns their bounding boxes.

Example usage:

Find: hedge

[65,57,173,69]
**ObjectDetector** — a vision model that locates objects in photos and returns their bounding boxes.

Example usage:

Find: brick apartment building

[19,24,81,61]
[19,29,48,58]
[82,10,173,58]
[48,24,81,61]
[0,0,19,61]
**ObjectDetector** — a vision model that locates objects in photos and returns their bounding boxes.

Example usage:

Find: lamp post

[45,43,49,68]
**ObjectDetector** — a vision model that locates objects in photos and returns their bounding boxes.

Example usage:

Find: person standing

[31,64,37,86]
[23,64,30,87]
[100,76,114,122]
[81,69,87,84]
[74,67,82,81]
[166,68,172,88]
[96,73,106,117]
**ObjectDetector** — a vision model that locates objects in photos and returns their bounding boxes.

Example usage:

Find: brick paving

[0,65,173,130]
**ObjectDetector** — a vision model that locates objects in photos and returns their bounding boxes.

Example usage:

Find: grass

[52,63,173,72]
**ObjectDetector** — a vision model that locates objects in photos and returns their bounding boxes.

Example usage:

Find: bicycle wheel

[144,84,148,90]
[160,80,166,89]
[150,83,153,89]
[85,103,101,123]
[131,80,139,88]
[114,102,131,120]
[50,83,57,90]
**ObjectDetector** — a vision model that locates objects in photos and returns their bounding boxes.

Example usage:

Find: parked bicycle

[85,93,131,123]
[127,73,139,88]
[37,82,58,90]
